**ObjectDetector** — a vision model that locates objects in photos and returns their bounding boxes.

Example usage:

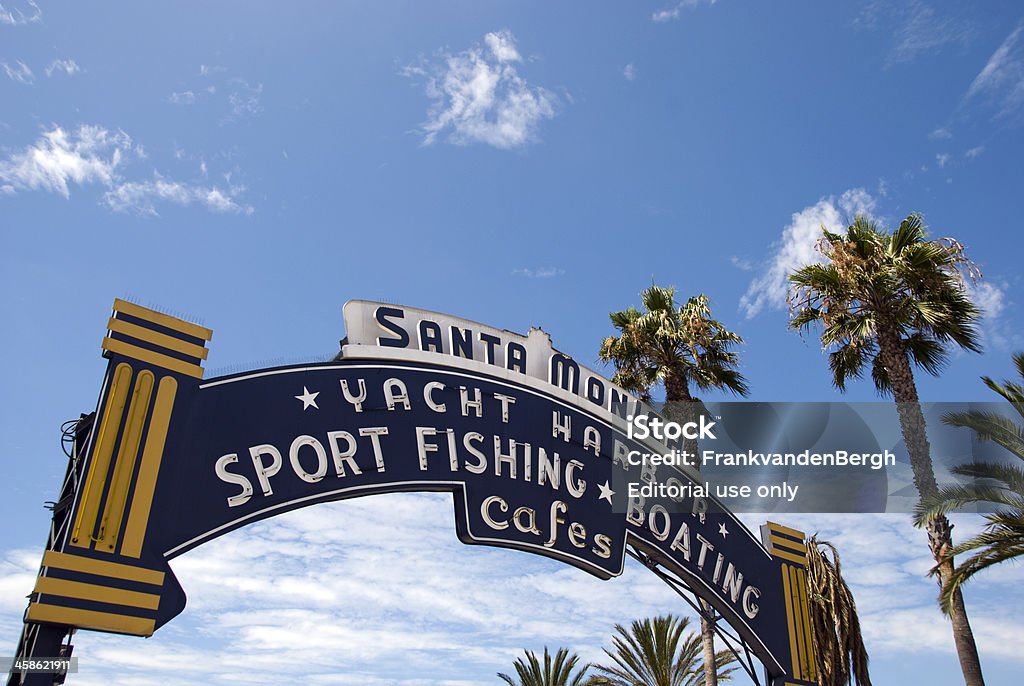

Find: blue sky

[3,1,1024,683]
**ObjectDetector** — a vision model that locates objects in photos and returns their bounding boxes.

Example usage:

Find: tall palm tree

[805,537,872,686]
[599,285,749,686]
[591,615,735,686]
[789,213,985,686]
[914,353,1024,613]
[498,647,594,686]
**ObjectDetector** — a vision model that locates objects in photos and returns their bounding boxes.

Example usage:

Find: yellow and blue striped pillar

[763,521,818,686]
[26,299,210,637]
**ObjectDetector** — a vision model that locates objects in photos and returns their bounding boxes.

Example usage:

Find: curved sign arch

[9,300,818,686]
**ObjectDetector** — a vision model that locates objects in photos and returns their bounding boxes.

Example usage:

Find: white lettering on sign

[342,301,648,422]
[477,495,614,559]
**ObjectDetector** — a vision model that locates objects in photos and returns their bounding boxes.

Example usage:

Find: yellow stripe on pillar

[71,363,132,548]
[42,551,164,586]
[797,567,817,681]
[96,370,154,552]
[768,533,808,555]
[771,546,809,565]
[106,317,209,360]
[112,298,212,341]
[27,602,155,636]
[33,576,161,611]
[789,565,809,680]
[781,563,800,678]
[121,375,177,558]
[766,521,806,539]
[102,337,205,379]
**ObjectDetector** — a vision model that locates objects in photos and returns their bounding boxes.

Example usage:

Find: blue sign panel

[159,362,626,578]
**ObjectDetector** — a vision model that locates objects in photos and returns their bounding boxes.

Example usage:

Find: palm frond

[889,213,924,254]
[935,510,1024,613]
[806,537,872,686]
[921,352,1024,615]
[828,343,868,392]
[869,352,893,396]
[498,647,594,686]
[592,615,735,686]
[942,410,1024,459]
[903,332,947,377]
[914,482,1024,524]
[979,352,1024,419]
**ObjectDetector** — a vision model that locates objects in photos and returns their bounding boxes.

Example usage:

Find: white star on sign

[295,386,319,410]
[597,481,615,505]
[719,522,729,538]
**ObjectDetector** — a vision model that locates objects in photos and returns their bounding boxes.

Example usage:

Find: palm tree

[498,647,595,686]
[805,537,872,686]
[914,353,1024,613]
[789,213,985,685]
[599,285,749,686]
[599,286,749,404]
[591,615,735,686]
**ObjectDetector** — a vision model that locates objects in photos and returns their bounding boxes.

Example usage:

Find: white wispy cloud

[0,0,40,26]
[0,124,252,215]
[652,0,718,23]
[729,255,753,271]
[857,1,971,67]
[406,30,558,150]
[622,63,637,81]
[965,145,984,158]
[512,266,565,278]
[739,188,877,319]
[0,549,39,614]
[2,60,33,84]
[0,125,132,196]
[965,280,1015,349]
[103,176,253,216]
[45,58,80,77]
[928,126,952,140]
[936,152,951,168]
[168,90,197,105]
[967,281,1006,322]
[226,79,264,119]
[965,22,1024,119]
[891,2,969,65]
[166,70,263,123]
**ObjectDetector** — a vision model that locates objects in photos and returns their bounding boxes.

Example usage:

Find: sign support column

[762,521,819,686]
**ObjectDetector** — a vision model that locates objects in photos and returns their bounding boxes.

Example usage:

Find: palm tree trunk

[700,606,719,686]
[876,323,986,686]
[664,370,718,686]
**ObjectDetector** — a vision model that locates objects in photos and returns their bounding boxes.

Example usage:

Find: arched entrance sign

[9,300,818,686]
